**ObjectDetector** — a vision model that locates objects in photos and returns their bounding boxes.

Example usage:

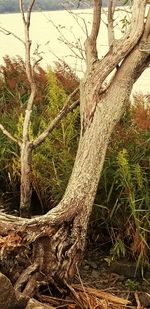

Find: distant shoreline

[0,7,92,14]
[0,4,92,14]
[0,0,121,14]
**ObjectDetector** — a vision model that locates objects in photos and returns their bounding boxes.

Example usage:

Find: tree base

[0,212,85,299]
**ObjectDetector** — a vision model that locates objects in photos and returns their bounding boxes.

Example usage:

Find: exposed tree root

[0,212,85,299]
[14,263,39,295]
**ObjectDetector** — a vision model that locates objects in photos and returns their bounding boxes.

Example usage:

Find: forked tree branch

[89,0,147,94]
[110,0,147,56]
[85,0,102,65]
[0,124,21,146]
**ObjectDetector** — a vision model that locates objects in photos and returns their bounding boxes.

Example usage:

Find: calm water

[0,9,149,94]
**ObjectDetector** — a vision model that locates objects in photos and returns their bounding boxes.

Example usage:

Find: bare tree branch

[139,7,150,52]
[124,0,146,42]
[32,56,43,69]
[143,6,150,40]
[85,0,102,65]
[46,15,85,61]
[0,124,21,146]
[19,0,26,25]
[66,9,89,37]
[58,37,85,60]
[32,100,79,149]
[90,0,101,43]
[19,0,36,141]
[33,88,79,149]
[0,26,25,45]
[27,0,36,27]
[108,0,116,47]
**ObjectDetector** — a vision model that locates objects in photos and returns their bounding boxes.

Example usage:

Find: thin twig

[76,263,92,309]
[0,124,21,146]
[134,292,142,309]
[32,44,43,69]
[0,26,25,45]
[47,16,84,60]
[66,9,89,37]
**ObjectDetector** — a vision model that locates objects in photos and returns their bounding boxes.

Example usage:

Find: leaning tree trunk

[0,44,150,297]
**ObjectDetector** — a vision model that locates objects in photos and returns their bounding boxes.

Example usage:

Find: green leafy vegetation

[32,68,80,210]
[94,96,150,269]
[0,56,79,212]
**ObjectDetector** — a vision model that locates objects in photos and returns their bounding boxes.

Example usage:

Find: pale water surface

[0,9,149,94]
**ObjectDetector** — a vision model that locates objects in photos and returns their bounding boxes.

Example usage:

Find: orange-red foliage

[54,61,79,95]
[131,95,150,131]
[0,56,48,113]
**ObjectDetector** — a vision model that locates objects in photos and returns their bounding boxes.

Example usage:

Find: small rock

[110,261,142,278]
[137,292,150,308]
[0,272,17,309]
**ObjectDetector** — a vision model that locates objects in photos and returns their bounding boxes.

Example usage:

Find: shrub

[0,57,79,212]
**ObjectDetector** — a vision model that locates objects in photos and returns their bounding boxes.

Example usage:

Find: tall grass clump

[32,69,80,209]
[94,95,150,269]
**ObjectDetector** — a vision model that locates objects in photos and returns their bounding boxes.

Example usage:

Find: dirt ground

[77,247,150,308]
